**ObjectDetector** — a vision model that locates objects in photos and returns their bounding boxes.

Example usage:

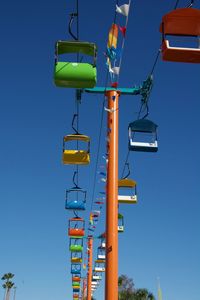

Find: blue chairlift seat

[65,187,86,210]
[71,263,81,275]
[128,119,158,152]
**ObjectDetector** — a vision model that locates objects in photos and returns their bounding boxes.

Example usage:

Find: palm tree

[1,273,15,300]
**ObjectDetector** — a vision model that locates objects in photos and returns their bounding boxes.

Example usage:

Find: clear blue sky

[0,0,200,300]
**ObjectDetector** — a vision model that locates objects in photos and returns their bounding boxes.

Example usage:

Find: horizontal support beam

[84,86,140,95]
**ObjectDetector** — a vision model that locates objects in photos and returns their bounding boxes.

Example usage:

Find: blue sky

[0,0,200,300]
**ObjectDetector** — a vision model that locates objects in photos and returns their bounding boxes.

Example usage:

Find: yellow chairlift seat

[95,259,105,264]
[94,267,105,272]
[71,257,83,263]
[118,178,138,204]
[62,134,90,165]
[118,178,136,188]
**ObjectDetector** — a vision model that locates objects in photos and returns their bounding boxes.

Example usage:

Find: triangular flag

[111,67,120,75]
[107,23,118,49]
[98,171,106,176]
[116,4,130,16]
[119,25,127,37]
[111,82,118,88]
[101,178,107,182]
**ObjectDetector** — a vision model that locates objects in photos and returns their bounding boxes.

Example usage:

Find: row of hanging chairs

[54,7,200,94]
[58,5,200,299]
[62,118,158,167]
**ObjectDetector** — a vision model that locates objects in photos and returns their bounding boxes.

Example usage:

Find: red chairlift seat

[160,8,200,63]
[68,217,85,237]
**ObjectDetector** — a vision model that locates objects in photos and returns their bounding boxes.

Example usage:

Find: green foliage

[1,273,14,281]
[118,274,155,300]
[1,273,15,290]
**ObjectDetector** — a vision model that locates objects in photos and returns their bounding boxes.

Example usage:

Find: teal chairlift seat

[128,119,158,152]
[54,41,97,88]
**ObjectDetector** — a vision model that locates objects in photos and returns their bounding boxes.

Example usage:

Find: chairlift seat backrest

[54,41,97,88]
[129,119,157,133]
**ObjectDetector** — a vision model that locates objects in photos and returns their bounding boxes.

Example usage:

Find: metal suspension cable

[86,0,120,233]
[86,1,120,228]
[174,0,180,9]
[120,101,144,178]
[188,0,194,7]
[150,49,161,76]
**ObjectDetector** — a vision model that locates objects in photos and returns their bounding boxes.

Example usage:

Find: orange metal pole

[87,236,93,300]
[105,90,120,300]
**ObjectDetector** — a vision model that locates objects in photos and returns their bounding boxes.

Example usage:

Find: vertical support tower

[105,90,120,300]
[87,236,93,300]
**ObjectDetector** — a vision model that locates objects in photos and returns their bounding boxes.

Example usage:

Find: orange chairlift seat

[63,134,90,165]
[68,217,85,237]
[72,276,81,282]
[118,178,137,204]
[160,7,200,63]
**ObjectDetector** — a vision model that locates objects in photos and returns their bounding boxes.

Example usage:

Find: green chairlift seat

[54,41,97,88]
[70,244,83,252]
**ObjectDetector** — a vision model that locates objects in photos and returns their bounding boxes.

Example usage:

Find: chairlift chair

[118,178,138,204]
[72,276,81,282]
[69,237,83,252]
[128,119,158,152]
[160,8,200,63]
[71,252,83,263]
[68,217,85,237]
[93,274,102,280]
[54,41,97,88]
[65,187,87,210]
[72,282,80,287]
[94,260,105,272]
[71,263,82,275]
[63,134,90,165]
[118,213,124,232]
[73,288,80,293]
[97,246,106,260]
